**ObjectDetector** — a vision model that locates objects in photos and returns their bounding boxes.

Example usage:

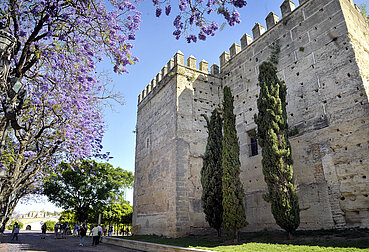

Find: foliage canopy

[201,109,223,236]
[221,86,247,240]
[42,160,133,222]
[254,61,300,235]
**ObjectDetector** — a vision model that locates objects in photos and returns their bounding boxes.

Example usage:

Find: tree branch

[15,13,49,78]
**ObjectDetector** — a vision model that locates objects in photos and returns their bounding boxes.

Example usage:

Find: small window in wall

[146,138,150,148]
[248,129,258,157]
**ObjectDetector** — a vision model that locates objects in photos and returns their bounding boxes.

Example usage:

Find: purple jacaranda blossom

[165,5,171,16]
[61,13,69,20]
[133,14,141,23]
[233,0,247,8]
[174,15,183,30]
[198,32,206,40]
[24,151,37,157]
[173,29,181,40]
[148,0,247,41]
[190,15,194,25]
[58,34,66,40]
[179,0,187,11]
[18,30,27,37]
[156,7,162,17]
[186,34,197,43]
[228,9,241,26]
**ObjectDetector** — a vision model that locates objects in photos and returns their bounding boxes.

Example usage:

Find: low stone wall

[102,237,213,252]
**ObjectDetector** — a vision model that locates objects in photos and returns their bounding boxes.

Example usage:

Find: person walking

[79,224,87,246]
[98,224,103,243]
[60,223,65,239]
[92,224,99,246]
[41,223,47,239]
[73,224,78,236]
[54,223,59,239]
[108,225,113,236]
[77,223,81,236]
[11,222,20,241]
[89,224,94,236]
[64,222,69,237]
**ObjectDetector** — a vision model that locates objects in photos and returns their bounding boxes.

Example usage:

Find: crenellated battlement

[219,0,299,68]
[138,51,219,105]
[218,0,363,68]
[137,52,178,105]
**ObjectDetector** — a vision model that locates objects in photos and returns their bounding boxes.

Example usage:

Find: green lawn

[117,229,369,251]
[196,243,369,251]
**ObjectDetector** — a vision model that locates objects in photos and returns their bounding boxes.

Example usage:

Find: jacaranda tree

[221,86,247,242]
[201,109,223,237]
[0,0,141,230]
[254,61,300,238]
[0,0,248,231]
[151,0,247,42]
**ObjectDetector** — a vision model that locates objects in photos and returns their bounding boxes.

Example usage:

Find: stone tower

[133,0,369,237]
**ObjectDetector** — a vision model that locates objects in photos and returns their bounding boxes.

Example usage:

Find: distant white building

[11,210,60,230]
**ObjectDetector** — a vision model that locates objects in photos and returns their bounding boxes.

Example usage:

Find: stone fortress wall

[133,0,369,237]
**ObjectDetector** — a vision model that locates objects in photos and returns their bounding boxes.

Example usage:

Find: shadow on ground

[0,231,143,252]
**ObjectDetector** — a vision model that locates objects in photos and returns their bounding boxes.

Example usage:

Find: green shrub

[7,220,24,230]
[44,220,57,231]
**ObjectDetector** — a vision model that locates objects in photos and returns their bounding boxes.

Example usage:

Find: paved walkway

[0,231,144,252]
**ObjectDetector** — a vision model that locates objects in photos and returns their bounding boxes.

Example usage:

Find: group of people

[54,222,69,239]
[54,222,88,246]
[72,223,117,246]
[56,222,88,246]
[11,220,127,247]
[88,224,114,246]
[88,224,114,236]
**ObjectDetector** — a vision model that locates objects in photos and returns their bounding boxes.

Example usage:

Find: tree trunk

[0,118,9,154]
[0,172,36,233]
[217,228,221,237]
[233,229,239,244]
[0,184,21,233]
[0,181,12,232]
[288,231,293,240]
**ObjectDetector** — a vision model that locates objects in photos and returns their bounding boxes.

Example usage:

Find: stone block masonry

[134,51,222,237]
[134,0,369,237]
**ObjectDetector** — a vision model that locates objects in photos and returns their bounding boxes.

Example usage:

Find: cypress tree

[221,86,247,242]
[201,109,223,237]
[254,61,300,238]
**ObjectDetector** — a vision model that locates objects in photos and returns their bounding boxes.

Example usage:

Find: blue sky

[15,0,367,213]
